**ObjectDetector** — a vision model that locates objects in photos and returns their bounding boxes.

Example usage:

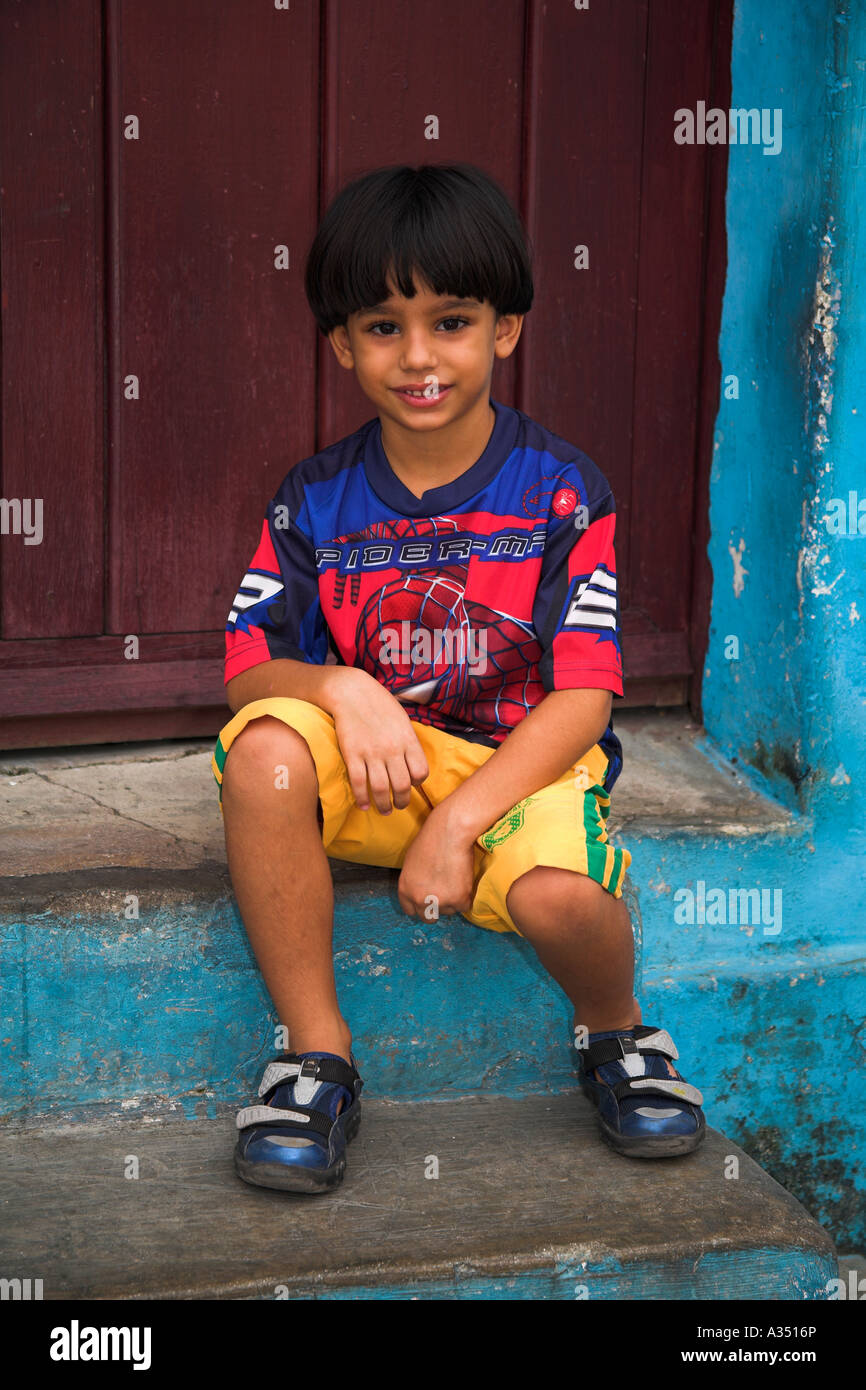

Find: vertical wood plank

[317,0,525,451]
[106,0,320,635]
[629,0,715,634]
[690,0,733,717]
[521,0,649,610]
[0,0,104,638]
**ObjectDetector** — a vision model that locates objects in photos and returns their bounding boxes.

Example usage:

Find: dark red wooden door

[0,0,731,749]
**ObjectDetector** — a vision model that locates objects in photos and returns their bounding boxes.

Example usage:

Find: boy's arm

[433,686,613,845]
[226,657,361,716]
[225,656,431,812]
[395,685,613,919]
[223,484,434,811]
[414,463,623,850]
[398,462,623,918]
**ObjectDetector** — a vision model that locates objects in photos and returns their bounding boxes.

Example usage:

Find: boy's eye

[367,316,469,336]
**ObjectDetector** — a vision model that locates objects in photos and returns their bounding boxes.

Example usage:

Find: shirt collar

[363,397,519,516]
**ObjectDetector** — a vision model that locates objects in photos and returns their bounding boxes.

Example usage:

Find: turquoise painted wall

[704,0,866,823]
[697,0,866,1244]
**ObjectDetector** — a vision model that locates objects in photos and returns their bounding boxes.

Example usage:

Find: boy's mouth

[391,384,453,407]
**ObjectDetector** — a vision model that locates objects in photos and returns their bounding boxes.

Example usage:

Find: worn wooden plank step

[0,1094,836,1301]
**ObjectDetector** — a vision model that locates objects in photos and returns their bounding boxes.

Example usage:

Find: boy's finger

[366,761,394,816]
[396,886,417,919]
[386,756,413,810]
[405,743,430,784]
[345,755,370,810]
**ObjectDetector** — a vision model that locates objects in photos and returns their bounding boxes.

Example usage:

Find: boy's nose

[399,353,437,372]
[399,330,438,366]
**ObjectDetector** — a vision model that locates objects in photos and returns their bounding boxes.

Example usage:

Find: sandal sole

[581,1082,706,1159]
[597,1111,707,1158]
[234,1101,361,1194]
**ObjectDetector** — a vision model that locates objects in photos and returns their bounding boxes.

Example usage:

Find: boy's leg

[465,771,703,1152]
[220,714,353,1069]
[507,866,703,1157]
[467,752,642,1033]
[506,867,675,1081]
[506,867,637,1033]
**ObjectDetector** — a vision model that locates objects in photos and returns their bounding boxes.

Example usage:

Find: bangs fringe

[304,163,534,334]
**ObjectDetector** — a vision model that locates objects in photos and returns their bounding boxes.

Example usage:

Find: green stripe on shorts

[214,737,227,778]
[582,787,612,887]
[213,737,228,802]
[582,787,628,894]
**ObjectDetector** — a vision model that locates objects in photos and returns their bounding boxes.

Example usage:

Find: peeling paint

[795,219,845,631]
[811,568,845,596]
[728,538,748,597]
[804,221,841,449]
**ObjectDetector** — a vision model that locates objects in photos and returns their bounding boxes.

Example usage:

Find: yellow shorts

[211,697,631,937]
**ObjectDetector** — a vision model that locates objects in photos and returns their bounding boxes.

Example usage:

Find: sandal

[577,1025,706,1158]
[234,1051,363,1193]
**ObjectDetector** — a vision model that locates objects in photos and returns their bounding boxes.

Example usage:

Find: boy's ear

[493,312,525,360]
[327,324,355,370]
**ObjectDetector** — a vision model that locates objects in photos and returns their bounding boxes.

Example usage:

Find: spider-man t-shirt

[225,398,624,791]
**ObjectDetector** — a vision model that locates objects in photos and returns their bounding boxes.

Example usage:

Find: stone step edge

[114,1242,836,1303]
[1,1097,838,1301]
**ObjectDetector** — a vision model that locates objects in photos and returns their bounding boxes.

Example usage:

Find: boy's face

[328,274,523,435]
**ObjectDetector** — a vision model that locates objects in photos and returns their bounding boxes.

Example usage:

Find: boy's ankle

[283,1032,353,1065]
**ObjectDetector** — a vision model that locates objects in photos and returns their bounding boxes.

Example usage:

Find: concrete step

[2,862,859,1128]
[0,859,640,1120]
[0,1094,837,1301]
[1,719,863,1265]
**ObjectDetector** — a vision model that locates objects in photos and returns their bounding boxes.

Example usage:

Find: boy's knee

[507,865,610,922]
[222,715,317,796]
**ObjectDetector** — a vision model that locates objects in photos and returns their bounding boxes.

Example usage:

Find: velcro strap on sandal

[258,1062,302,1096]
[633,1028,679,1060]
[235,1104,336,1136]
[582,1028,680,1071]
[258,1055,359,1099]
[612,1077,703,1106]
[582,1037,639,1068]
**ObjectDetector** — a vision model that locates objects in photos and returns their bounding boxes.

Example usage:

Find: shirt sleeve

[532,463,624,697]
[224,489,330,686]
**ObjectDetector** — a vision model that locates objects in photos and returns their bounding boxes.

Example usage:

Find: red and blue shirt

[225,398,624,790]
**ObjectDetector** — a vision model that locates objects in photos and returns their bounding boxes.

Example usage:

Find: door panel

[107,0,320,635]
[0,0,731,748]
[0,0,104,641]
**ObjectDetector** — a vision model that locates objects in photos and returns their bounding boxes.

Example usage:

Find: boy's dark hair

[304,163,534,335]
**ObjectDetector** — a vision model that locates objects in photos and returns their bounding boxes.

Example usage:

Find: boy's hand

[397,806,477,920]
[330,668,430,813]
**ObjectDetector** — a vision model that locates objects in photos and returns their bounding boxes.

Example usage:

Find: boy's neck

[378,396,496,500]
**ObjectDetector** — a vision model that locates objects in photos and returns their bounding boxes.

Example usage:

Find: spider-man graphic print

[225,399,625,791]
[327,515,544,738]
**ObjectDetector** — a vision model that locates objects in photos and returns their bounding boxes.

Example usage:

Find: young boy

[212,163,705,1193]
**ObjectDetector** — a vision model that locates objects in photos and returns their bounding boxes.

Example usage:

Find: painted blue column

[691,0,866,1248]
[705,0,866,836]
